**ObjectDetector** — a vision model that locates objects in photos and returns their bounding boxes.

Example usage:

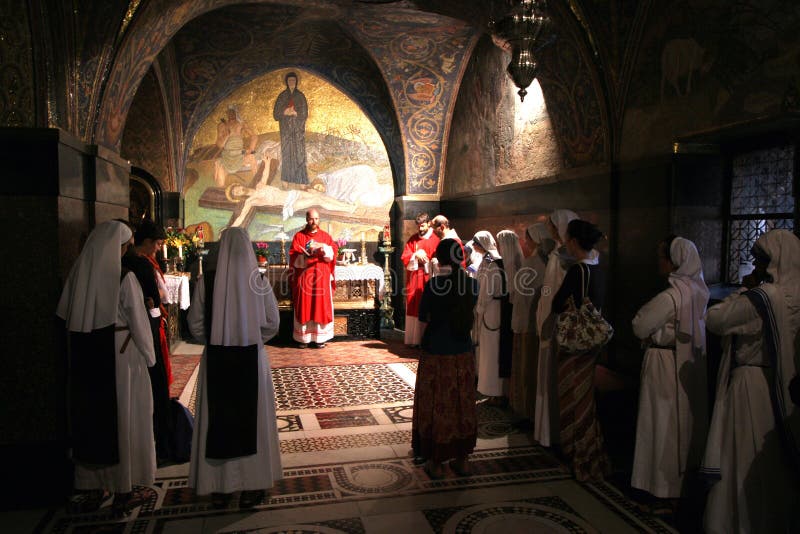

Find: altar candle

[162,242,168,259]
[178,244,183,259]
[361,231,365,242]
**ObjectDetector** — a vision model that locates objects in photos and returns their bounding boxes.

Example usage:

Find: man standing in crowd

[401,213,439,347]
[430,215,465,273]
[289,209,338,348]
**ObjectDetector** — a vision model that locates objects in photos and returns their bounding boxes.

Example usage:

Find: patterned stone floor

[16,339,677,534]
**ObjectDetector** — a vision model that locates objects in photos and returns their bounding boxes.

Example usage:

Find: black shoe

[316,342,326,349]
[239,489,264,509]
[211,492,232,509]
[412,456,427,466]
[297,342,308,349]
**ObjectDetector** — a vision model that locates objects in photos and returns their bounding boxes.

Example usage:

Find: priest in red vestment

[401,213,439,347]
[289,209,338,348]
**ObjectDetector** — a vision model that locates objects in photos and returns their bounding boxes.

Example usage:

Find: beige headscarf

[473,230,501,260]
[56,220,133,332]
[496,229,523,299]
[549,209,579,243]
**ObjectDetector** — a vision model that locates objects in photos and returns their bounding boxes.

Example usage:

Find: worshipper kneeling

[187,227,283,509]
[411,239,479,479]
[57,220,157,517]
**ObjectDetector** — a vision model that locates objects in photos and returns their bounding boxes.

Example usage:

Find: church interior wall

[2,0,800,509]
[121,69,172,193]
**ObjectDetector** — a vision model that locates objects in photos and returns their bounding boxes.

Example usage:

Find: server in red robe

[401,213,439,347]
[289,209,338,348]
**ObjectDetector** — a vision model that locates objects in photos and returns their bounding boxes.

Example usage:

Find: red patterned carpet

[168,352,202,398]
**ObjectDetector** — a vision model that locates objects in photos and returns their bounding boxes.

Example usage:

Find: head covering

[756,229,800,295]
[56,220,132,332]
[496,230,523,299]
[472,230,500,260]
[526,223,549,244]
[549,209,579,243]
[210,227,269,346]
[668,237,709,350]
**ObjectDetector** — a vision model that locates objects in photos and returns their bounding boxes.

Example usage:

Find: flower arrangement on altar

[254,242,270,263]
[164,227,200,260]
[335,237,348,248]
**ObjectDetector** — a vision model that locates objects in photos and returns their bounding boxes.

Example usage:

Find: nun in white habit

[701,229,800,534]
[472,231,507,399]
[188,227,282,508]
[534,209,582,446]
[57,220,156,514]
[509,223,554,419]
[496,230,527,415]
[630,237,709,498]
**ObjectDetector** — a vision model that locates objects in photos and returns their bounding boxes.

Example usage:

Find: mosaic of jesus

[185,68,394,243]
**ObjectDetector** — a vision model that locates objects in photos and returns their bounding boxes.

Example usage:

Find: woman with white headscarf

[57,220,156,516]
[188,227,282,509]
[701,229,800,534]
[508,223,555,420]
[534,209,582,447]
[631,236,709,499]
[472,230,511,403]
[496,229,528,417]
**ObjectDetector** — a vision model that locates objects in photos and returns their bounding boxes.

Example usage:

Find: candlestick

[162,242,168,259]
[178,244,183,259]
[360,234,367,265]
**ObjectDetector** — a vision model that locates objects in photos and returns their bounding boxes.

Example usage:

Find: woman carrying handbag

[552,219,613,481]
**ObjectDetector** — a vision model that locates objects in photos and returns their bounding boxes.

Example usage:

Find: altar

[163,273,191,348]
[261,262,384,339]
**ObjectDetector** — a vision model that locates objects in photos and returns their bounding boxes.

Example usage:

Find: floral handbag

[555,264,614,354]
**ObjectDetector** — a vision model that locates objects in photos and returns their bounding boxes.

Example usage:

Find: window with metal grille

[727,145,795,283]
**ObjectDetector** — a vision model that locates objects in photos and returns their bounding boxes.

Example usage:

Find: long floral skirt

[412,351,478,463]
[557,350,610,481]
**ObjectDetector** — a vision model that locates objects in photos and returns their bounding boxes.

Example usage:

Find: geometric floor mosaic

[272,364,415,411]
[26,340,678,534]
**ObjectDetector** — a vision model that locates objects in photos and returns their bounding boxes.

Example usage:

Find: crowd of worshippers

[55,209,799,529]
[404,210,800,532]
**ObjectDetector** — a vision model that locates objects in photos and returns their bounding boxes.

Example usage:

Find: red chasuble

[401,232,440,317]
[289,228,338,325]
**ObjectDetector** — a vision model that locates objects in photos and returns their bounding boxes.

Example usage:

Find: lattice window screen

[728,145,795,283]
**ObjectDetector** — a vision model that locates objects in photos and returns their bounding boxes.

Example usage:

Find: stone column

[0,127,130,507]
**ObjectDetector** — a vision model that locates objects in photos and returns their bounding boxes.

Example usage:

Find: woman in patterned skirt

[551,219,611,481]
[412,238,479,479]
